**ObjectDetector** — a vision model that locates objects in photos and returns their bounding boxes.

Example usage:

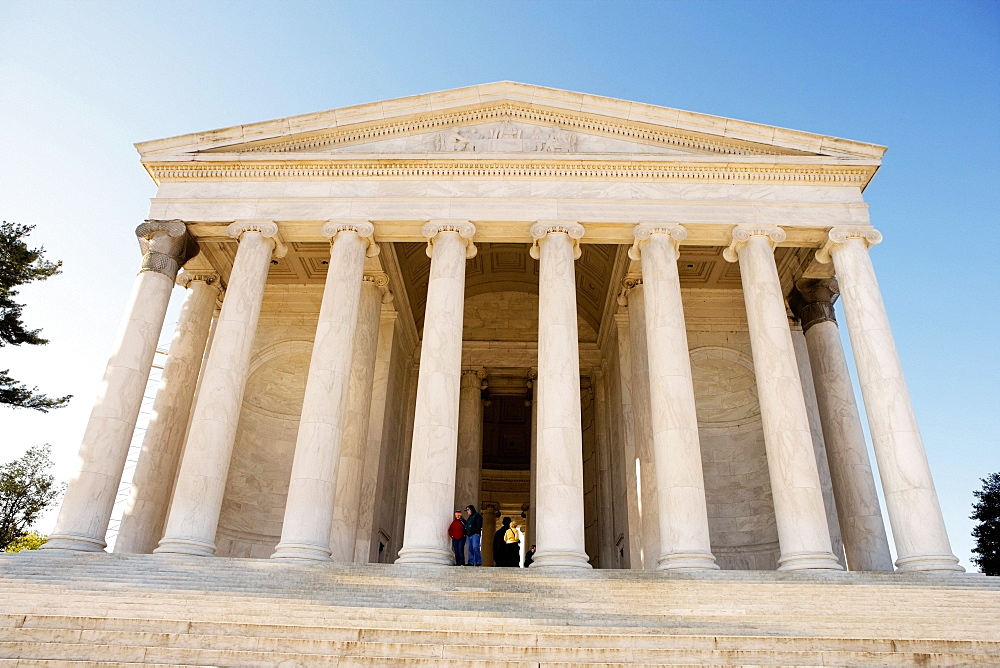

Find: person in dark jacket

[493,517,515,567]
[463,505,483,566]
[524,544,536,568]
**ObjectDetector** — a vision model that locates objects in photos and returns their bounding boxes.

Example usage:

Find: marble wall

[215,286,321,558]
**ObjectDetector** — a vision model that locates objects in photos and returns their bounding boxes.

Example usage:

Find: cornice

[215,103,796,157]
[143,158,874,186]
[136,83,887,161]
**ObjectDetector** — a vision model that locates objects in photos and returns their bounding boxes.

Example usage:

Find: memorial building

[42,81,963,575]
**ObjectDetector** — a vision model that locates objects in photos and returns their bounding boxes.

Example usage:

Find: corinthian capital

[628,223,687,261]
[421,220,477,259]
[227,220,288,258]
[322,220,380,257]
[529,221,585,260]
[722,224,786,263]
[815,226,883,264]
[135,220,192,279]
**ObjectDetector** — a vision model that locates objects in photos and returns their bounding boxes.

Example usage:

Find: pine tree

[971,472,1000,576]
[0,221,71,411]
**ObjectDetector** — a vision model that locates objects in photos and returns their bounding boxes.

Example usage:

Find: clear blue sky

[1,0,997,570]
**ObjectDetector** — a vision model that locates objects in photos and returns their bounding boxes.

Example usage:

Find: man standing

[464,505,483,566]
[448,510,466,566]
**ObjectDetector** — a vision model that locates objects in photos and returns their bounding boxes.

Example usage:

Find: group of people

[448,505,484,566]
[447,506,536,567]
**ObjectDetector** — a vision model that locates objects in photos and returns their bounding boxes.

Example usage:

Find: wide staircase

[0,552,998,666]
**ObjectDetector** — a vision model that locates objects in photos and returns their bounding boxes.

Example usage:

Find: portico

[44,82,962,573]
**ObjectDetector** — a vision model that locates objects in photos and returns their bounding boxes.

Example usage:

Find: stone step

[7,600,996,637]
[6,588,997,625]
[4,620,998,655]
[2,554,996,666]
[2,639,995,667]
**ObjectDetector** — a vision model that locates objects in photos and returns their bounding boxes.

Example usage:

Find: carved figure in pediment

[543,128,577,153]
[494,120,522,140]
[437,128,476,152]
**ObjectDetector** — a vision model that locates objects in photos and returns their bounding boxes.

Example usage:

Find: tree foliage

[3,531,47,552]
[0,444,62,551]
[971,472,1000,576]
[0,220,71,411]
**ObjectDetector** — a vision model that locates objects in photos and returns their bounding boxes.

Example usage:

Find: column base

[656,551,720,571]
[395,546,453,566]
[40,533,107,553]
[895,554,965,573]
[153,537,216,557]
[777,551,844,571]
[529,549,592,569]
[271,542,332,563]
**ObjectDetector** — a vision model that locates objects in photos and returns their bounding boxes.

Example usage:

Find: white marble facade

[45,83,962,573]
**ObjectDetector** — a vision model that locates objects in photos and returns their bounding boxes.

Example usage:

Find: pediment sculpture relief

[434,120,579,153]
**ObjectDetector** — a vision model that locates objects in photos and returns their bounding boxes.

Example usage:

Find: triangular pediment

[137,82,886,162]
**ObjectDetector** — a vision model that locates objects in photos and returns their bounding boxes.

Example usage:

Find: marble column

[527,368,537,545]
[818,227,962,572]
[155,221,285,556]
[329,273,391,563]
[723,225,841,571]
[44,221,190,552]
[791,278,893,572]
[355,308,398,562]
[455,367,487,512]
[631,224,718,570]
[396,222,476,565]
[789,319,846,568]
[614,313,644,568]
[115,270,221,554]
[529,222,591,569]
[592,368,617,569]
[620,278,660,569]
[271,223,378,562]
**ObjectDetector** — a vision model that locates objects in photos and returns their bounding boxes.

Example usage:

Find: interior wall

[215,285,320,558]
[687,316,780,570]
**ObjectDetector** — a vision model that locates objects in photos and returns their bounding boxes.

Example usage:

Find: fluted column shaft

[155,221,283,556]
[329,274,389,562]
[115,271,220,554]
[455,367,487,512]
[819,228,961,572]
[791,278,892,572]
[45,221,189,552]
[272,223,376,561]
[724,225,841,571]
[529,222,591,569]
[396,222,476,565]
[631,225,718,571]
